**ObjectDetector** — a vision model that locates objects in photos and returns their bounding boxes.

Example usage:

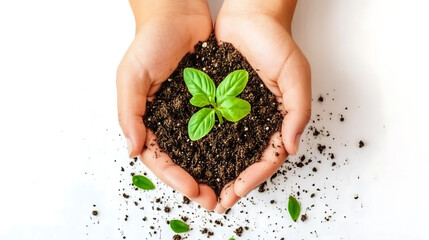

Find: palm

[117,11,216,209]
[125,15,212,95]
[212,13,311,212]
[216,14,306,98]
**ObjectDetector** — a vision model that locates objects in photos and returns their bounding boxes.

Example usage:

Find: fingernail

[126,138,133,158]
[214,204,227,214]
[294,134,302,154]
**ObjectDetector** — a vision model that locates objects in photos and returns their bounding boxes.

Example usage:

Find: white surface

[1,0,429,239]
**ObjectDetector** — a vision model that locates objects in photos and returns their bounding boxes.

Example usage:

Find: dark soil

[144,34,283,196]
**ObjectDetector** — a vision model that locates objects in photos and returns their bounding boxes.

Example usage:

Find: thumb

[278,50,311,155]
[116,55,150,158]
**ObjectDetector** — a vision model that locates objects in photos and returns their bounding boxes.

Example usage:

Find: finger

[140,130,199,198]
[189,184,217,211]
[234,132,287,197]
[117,54,150,158]
[214,203,228,214]
[278,50,311,155]
[217,181,240,211]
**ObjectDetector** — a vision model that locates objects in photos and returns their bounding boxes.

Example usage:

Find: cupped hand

[116,0,217,210]
[213,0,311,213]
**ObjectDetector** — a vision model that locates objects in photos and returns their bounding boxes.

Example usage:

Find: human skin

[213,0,311,213]
[116,0,311,213]
[116,0,217,210]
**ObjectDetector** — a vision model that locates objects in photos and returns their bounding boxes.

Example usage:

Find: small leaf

[288,196,301,222]
[216,70,248,102]
[183,68,215,104]
[190,93,210,107]
[228,238,235,240]
[188,108,215,141]
[169,219,189,233]
[218,97,251,122]
[132,175,155,190]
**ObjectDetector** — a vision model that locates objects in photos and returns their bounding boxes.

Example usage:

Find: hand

[213,0,311,213]
[116,0,217,210]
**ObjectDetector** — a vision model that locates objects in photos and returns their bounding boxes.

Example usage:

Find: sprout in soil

[183,67,251,141]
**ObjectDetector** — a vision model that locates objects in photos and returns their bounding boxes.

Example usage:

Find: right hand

[116,0,217,210]
[213,0,311,213]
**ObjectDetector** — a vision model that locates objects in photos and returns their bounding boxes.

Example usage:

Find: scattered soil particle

[317,144,326,154]
[359,140,365,148]
[301,214,307,222]
[270,172,278,181]
[234,226,244,237]
[318,96,324,102]
[181,216,189,222]
[258,182,267,193]
[182,196,190,204]
[92,210,98,216]
[354,194,359,200]
[144,34,283,196]
[313,128,320,136]
[164,206,171,213]
[312,167,318,172]
[201,228,208,234]
[173,235,182,240]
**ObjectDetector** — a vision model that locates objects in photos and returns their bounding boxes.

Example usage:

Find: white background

[1,0,429,239]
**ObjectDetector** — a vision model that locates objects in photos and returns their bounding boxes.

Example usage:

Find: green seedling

[184,68,251,141]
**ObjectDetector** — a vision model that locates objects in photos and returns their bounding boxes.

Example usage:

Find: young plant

[184,67,251,141]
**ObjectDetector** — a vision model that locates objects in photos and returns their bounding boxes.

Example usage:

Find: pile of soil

[144,34,283,196]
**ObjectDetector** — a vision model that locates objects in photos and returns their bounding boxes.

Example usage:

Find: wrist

[130,0,210,31]
[220,0,296,33]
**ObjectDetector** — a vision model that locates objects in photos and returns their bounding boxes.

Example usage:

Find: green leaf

[288,196,301,222]
[132,175,155,190]
[217,97,251,122]
[228,238,236,240]
[183,68,215,105]
[188,108,215,141]
[169,219,190,233]
[216,70,248,102]
[190,93,210,107]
